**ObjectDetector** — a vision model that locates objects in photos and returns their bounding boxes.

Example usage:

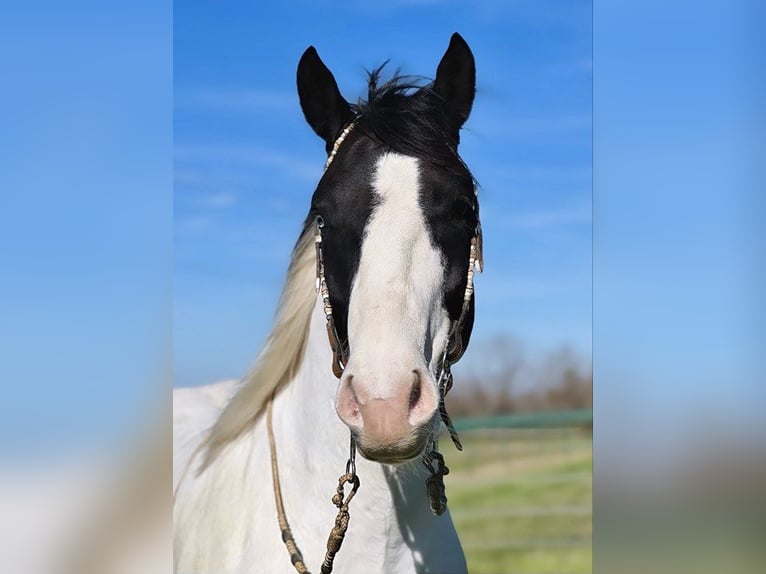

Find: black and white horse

[174,33,480,574]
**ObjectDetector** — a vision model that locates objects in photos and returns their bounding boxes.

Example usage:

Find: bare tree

[447,336,592,417]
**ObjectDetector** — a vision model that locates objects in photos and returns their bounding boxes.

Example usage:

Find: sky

[173,0,594,387]
[0,1,171,455]
[1,0,760,504]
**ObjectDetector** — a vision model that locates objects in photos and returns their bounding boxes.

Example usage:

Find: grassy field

[443,427,592,574]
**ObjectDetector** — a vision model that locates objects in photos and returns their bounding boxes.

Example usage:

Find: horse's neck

[270,298,349,475]
[175,297,465,573]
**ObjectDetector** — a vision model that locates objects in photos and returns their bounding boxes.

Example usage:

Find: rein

[265,121,358,574]
[425,232,481,515]
[266,119,481,571]
[266,396,359,574]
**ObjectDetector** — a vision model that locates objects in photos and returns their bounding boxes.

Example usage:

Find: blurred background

[173,2,592,573]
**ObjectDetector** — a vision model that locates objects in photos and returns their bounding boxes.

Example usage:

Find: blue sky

[174,0,593,387]
[0,1,171,454]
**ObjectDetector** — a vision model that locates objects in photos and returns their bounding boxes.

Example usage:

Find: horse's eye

[451,196,474,220]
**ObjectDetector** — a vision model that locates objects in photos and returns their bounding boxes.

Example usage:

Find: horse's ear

[297,46,354,151]
[433,33,476,140]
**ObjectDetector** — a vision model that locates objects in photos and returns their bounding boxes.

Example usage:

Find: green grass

[443,428,592,574]
[465,547,592,574]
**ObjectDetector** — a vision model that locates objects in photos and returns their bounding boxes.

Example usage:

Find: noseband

[268,120,482,573]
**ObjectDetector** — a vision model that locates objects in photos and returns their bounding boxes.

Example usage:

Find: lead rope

[266,397,310,573]
[320,438,359,574]
[314,214,361,573]
[267,393,359,574]
[266,123,359,574]
[315,217,346,378]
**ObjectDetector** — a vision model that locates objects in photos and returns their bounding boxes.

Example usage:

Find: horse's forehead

[364,152,452,248]
[371,152,422,206]
[317,136,473,246]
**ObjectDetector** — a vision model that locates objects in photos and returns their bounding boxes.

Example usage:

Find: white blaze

[345,152,450,400]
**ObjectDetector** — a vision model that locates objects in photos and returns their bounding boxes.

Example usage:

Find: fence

[444,410,592,574]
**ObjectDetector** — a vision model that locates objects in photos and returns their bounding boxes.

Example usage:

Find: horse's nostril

[408,371,422,410]
[337,374,362,424]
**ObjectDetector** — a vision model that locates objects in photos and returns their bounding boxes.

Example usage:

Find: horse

[174,33,481,574]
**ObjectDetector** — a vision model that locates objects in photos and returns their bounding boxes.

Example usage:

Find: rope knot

[319,471,360,574]
[333,473,359,508]
[423,450,450,516]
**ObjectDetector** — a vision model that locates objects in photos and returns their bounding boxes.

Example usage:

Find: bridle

[267,120,482,572]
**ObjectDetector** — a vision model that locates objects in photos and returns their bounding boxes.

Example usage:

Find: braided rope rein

[424,232,482,515]
[266,123,358,574]
[320,442,359,574]
[266,398,310,573]
[267,395,359,574]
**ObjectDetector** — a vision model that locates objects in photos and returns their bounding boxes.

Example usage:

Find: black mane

[350,66,472,179]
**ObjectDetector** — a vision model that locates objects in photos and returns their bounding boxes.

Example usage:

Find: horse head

[297,34,480,464]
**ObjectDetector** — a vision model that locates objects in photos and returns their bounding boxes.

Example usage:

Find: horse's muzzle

[335,369,438,463]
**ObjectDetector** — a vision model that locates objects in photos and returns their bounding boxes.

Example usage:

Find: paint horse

[174,33,481,574]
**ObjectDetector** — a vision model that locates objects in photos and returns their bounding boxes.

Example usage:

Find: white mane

[197,227,317,471]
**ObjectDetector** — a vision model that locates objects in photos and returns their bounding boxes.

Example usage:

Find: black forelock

[349,65,474,181]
